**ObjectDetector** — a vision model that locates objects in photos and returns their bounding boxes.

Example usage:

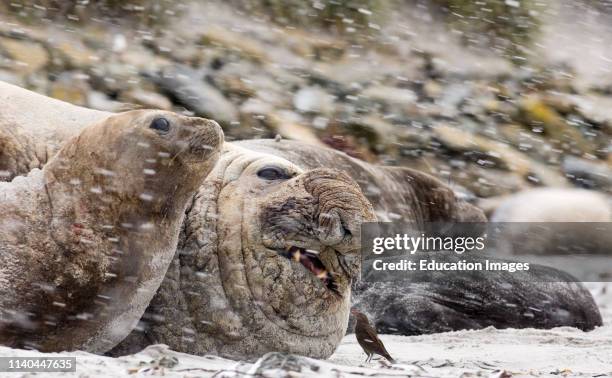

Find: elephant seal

[490,188,612,257]
[110,142,378,359]
[0,82,603,360]
[352,257,603,336]
[0,109,223,353]
[491,188,611,223]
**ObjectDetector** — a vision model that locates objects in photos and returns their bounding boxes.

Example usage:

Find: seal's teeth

[292,250,301,262]
[276,245,339,294]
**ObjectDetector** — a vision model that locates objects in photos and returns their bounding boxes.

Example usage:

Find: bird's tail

[384,353,396,364]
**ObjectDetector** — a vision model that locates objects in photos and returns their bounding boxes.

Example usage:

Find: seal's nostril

[181,117,223,156]
[343,225,352,237]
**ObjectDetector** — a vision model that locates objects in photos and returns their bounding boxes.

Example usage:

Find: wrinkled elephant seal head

[138,145,376,359]
[0,109,223,352]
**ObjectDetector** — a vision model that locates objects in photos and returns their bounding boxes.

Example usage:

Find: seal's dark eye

[150,117,170,134]
[257,166,291,181]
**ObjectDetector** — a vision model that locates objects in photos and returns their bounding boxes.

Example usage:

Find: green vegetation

[1,0,180,25]
[229,0,387,33]
[233,0,543,63]
[431,0,543,64]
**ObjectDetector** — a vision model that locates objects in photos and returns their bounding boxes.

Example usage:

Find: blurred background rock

[0,0,610,206]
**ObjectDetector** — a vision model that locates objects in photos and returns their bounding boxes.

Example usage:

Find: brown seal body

[0,110,222,352]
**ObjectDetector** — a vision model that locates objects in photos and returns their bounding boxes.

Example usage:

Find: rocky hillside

[0,0,610,204]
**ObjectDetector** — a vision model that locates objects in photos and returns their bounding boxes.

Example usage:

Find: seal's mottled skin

[0,109,222,353]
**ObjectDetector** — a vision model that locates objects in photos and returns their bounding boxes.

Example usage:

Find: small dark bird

[351,308,396,364]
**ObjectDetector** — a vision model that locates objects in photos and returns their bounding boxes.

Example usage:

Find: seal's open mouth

[276,246,340,295]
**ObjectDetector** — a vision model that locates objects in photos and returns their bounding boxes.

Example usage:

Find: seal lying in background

[491,188,611,223]
[0,81,603,359]
[352,258,602,336]
[0,109,223,353]
[491,188,612,257]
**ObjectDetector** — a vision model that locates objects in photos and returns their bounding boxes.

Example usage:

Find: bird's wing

[361,327,381,348]
[367,326,395,357]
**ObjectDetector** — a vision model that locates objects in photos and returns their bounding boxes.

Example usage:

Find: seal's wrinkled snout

[174,116,223,161]
[260,167,375,292]
[261,168,375,253]
[303,168,375,253]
